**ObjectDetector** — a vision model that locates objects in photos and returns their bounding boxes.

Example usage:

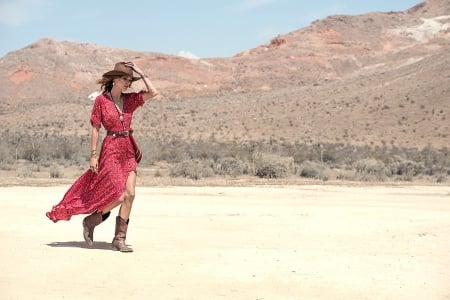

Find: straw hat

[102,62,141,81]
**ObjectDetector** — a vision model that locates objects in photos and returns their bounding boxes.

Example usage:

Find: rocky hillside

[0,0,449,148]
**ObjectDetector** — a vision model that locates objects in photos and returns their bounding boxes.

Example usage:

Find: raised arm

[124,61,159,102]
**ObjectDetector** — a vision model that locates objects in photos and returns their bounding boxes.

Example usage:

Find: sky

[0,0,421,59]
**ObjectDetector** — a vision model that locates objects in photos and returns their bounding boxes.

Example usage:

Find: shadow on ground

[46,241,113,250]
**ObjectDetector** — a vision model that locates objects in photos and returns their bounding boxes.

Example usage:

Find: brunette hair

[96,77,115,93]
[96,75,133,93]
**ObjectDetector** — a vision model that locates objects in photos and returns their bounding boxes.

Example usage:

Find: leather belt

[107,131,131,137]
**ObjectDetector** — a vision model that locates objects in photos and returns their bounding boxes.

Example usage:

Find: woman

[46,61,159,252]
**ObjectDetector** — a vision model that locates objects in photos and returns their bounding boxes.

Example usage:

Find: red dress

[46,92,145,222]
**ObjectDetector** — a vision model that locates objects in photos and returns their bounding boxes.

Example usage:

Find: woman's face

[114,76,133,91]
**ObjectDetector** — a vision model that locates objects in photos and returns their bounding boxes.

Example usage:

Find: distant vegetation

[2,132,449,183]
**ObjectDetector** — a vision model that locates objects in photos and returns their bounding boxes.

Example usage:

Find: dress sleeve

[126,92,145,113]
[90,96,102,128]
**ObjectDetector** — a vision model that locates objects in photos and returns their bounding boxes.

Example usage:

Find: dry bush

[16,163,37,178]
[335,168,358,181]
[170,159,215,180]
[252,152,294,178]
[417,146,450,176]
[0,145,15,170]
[385,156,425,181]
[2,131,450,182]
[214,157,248,176]
[436,174,447,183]
[299,161,329,180]
[355,158,389,181]
[23,142,41,162]
[49,165,64,178]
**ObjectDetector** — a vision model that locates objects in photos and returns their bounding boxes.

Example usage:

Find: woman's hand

[90,156,98,173]
[124,61,143,76]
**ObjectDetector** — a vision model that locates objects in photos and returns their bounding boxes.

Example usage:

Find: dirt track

[1,185,449,300]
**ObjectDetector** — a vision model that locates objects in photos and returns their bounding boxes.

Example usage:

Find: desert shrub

[58,140,76,160]
[335,169,357,181]
[187,139,218,160]
[290,147,318,163]
[3,130,450,183]
[385,156,425,180]
[0,163,14,171]
[395,159,425,177]
[16,165,34,178]
[40,161,52,168]
[355,158,389,181]
[321,148,337,163]
[3,132,91,166]
[214,157,248,176]
[138,139,163,165]
[49,165,64,178]
[252,153,294,178]
[170,159,214,180]
[0,145,14,162]
[299,161,324,179]
[298,161,333,181]
[0,145,15,170]
[436,174,447,183]
[418,146,450,176]
[156,140,189,163]
[23,142,41,161]
[31,163,41,172]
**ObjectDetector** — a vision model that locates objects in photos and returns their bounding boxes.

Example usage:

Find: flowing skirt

[46,137,136,222]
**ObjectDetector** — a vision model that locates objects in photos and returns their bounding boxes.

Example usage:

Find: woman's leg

[112,171,136,252]
[83,211,110,246]
[118,171,136,220]
[100,198,122,214]
[98,170,136,217]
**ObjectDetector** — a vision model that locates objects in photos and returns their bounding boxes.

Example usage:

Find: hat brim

[103,70,141,81]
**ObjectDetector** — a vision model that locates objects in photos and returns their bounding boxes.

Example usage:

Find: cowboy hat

[102,62,141,81]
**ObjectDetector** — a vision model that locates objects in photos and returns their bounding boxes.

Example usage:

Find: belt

[107,131,131,137]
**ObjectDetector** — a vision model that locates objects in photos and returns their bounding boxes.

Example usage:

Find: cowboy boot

[111,216,133,252]
[82,211,110,246]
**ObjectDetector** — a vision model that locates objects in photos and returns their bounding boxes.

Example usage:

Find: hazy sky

[0,0,421,58]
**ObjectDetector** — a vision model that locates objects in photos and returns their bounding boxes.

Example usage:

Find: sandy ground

[1,184,450,300]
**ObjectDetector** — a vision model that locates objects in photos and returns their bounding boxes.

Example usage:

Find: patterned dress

[46,92,145,222]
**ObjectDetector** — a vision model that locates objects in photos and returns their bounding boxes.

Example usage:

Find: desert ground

[1,184,449,300]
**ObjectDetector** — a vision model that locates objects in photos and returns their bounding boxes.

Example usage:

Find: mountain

[0,0,449,148]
